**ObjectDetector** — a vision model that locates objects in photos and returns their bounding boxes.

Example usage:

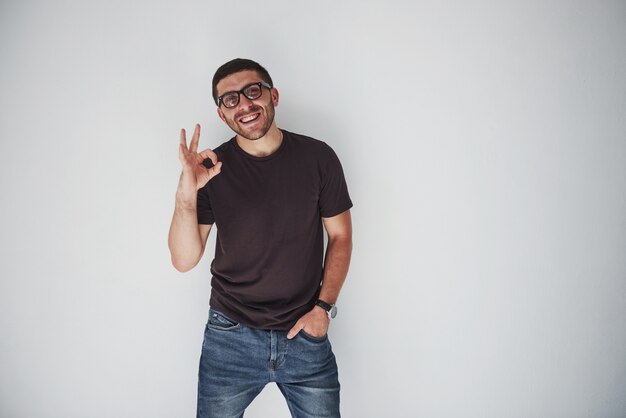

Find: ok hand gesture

[177,124,222,204]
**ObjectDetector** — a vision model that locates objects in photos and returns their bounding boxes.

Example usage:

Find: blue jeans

[197,308,341,418]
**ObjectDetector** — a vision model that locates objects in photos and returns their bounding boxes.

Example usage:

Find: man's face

[216,70,279,141]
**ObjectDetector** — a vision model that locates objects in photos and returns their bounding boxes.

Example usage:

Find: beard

[225,101,276,141]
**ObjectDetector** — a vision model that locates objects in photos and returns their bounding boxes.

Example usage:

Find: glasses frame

[216,81,273,108]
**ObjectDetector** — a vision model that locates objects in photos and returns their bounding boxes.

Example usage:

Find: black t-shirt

[197,130,353,330]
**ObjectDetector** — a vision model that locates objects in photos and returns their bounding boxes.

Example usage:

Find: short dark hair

[212,58,274,106]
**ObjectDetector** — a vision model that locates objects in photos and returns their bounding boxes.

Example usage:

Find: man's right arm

[168,124,221,272]
[168,200,212,272]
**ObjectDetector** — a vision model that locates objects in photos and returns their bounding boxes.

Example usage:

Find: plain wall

[1,1,625,417]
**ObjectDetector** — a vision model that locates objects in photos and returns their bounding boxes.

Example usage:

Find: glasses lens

[221,93,239,108]
[243,84,262,100]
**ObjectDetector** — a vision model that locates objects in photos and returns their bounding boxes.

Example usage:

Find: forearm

[319,235,352,304]
[287,214,352,339]
[168,196,207,272]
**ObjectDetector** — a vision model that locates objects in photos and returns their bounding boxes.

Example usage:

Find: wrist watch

[315,299,337,319]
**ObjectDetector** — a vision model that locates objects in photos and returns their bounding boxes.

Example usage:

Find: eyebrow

[219,81,263,96]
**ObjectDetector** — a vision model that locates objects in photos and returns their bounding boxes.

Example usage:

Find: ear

[271,87,279,107]
[217,107,226,122]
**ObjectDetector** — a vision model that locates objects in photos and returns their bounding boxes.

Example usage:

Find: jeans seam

[275,332,289,369]
[281,385,296,418]
[206,323,241,331]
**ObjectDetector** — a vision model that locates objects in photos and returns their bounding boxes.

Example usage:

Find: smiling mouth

[238,113,260,124]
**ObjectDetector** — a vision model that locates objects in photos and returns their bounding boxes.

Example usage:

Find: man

[168,58,353,418]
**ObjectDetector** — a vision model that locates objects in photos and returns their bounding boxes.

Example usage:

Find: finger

[198,148,218,165]
[179,128,188,152]
[207,162,222,180]
[189,123,201,153]
[287,321,304,340]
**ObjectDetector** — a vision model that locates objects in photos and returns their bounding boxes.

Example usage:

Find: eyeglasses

[216,81,272,108]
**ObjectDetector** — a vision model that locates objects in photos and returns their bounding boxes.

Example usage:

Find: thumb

[287,321,304,340]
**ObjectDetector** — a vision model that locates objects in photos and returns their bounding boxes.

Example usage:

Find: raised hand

[177,124,222,205]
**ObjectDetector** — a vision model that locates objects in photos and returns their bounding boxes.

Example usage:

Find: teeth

[240,113,259,123]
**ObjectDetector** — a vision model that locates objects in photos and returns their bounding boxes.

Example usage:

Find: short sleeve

[197,185,215,225]
[319,144,353,218]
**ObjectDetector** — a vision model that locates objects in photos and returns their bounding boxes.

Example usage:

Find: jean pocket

[207,309,241,331]
[299,329,328,343]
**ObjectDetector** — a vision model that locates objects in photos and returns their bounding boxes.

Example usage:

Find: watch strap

[315,299,333,311]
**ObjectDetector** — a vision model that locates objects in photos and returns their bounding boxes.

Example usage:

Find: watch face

[329,305,337,319]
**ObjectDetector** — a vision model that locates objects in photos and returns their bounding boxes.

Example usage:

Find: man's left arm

[287,209,353,339]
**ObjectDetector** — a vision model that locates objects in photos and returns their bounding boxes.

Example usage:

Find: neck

[236,123,283,157]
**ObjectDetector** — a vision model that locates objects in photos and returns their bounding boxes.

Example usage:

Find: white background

[1,1,625,417]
